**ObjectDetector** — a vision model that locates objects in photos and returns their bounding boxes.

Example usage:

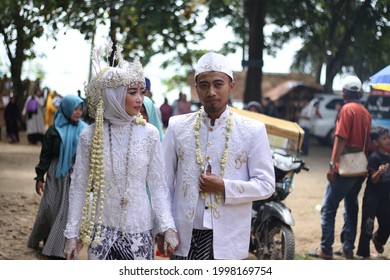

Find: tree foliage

[56,0,212,94]
[203,0,266,104]
[0,0,77,101]
[268,0,390,92]
[1,0,388,105]
[66,0,206,68]
[0,0,208,100]
[204,0,389,98]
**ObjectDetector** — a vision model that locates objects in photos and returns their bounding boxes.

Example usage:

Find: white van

[309,93,369,147]
[305,94,344,147]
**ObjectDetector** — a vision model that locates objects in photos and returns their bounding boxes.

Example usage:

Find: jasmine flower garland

[81,96,105,245]
[135,113,146,125]
[195,106,233,212]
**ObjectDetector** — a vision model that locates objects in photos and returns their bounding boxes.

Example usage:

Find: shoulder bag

[338,128,368,177]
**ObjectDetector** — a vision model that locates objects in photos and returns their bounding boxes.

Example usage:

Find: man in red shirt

[310,76,371,260]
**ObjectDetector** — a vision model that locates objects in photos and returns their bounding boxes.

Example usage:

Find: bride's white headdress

[85,42,145,118]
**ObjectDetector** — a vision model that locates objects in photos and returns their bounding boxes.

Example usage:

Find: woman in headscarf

[63,44,178,260]
[28,94,87,259]
[246,101,264,114]
[22,88,46,144]
[44,91,58,128]
[140,95,164,141]
[140,95,164,225]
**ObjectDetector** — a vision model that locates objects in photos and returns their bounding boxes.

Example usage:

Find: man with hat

[162,52,275,259]
[309,75,371,260]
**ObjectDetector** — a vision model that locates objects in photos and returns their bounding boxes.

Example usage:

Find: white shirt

[163,107,275,259]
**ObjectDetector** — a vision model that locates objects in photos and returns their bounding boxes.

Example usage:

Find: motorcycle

[250,149,309,260]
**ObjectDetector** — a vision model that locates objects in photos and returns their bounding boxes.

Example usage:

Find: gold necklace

[108,122,134,230]
[195,106,233,216]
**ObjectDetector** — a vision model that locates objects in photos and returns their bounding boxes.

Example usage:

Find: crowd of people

[0,75,64,145]
[1,44,389,261]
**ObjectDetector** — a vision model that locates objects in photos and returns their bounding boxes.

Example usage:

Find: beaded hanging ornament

[80,42,146,246]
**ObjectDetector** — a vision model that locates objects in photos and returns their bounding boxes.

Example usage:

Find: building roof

[263,80,323,102]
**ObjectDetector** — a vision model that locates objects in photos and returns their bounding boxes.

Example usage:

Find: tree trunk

[323,1,370,93]
[243,0,267,105]
[324,62,338,93]
[323,72,335,93]
[10,61,24,100]
[108,2,119,66]
[10,10,27,108]
[314,63,322,84]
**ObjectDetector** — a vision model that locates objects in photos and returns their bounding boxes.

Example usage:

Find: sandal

[308,247,333,260]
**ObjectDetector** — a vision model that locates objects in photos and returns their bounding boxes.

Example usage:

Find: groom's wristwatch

[329,161,335,170]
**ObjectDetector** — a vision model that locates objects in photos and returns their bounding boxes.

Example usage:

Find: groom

[162,52,275,260]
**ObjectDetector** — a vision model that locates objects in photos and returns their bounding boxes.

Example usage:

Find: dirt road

[0,132,389,260]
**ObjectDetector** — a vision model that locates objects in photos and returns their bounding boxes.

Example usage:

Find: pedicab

[232,107,308,259]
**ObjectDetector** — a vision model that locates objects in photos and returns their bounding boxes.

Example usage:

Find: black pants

[357,189,390,257]
[28,133,44,144]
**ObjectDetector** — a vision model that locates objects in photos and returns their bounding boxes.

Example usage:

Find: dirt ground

[0,131,389,260]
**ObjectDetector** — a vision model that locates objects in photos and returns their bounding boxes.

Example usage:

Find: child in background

[357,126,390,259]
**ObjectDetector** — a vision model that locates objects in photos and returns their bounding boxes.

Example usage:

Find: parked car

[307,94,344,147]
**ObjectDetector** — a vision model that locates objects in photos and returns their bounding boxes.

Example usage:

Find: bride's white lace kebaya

[195,106,233,216]
[80,43,146,245]
[108,121,134,229]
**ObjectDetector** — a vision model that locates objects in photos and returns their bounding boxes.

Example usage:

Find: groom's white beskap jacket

[163,107,275,259]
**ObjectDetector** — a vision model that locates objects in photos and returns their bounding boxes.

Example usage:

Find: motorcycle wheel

[257,221,295,260]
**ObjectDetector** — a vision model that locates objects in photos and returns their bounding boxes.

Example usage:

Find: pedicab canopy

[231,107,304,156]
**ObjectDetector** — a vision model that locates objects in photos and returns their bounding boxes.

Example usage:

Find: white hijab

[103,86,136,126]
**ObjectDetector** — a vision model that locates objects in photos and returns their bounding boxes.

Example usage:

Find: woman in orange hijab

[45,91,58,128]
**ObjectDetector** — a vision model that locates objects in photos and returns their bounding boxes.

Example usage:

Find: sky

[1,21,304,107]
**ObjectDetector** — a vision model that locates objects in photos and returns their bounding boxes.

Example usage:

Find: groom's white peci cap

[194,52,234,82]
